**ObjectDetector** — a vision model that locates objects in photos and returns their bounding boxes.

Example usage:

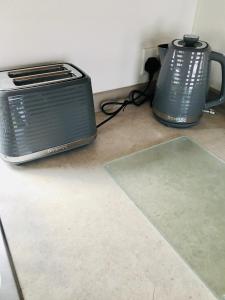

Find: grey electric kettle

[152,34,225,127]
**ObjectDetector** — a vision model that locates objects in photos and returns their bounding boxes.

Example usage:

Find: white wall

[0,0,197,93]
[193,0,225,90]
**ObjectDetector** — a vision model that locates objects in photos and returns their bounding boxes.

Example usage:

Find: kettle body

[153,35,225,127]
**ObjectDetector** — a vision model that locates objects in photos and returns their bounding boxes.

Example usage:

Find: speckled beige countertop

[1,104,225,300]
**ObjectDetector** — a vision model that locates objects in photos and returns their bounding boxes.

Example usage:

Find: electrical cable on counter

[97,57,161,128]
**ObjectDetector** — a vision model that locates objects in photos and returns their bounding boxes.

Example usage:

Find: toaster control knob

[183,34,199,47]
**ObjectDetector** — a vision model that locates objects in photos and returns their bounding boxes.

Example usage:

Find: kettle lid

[173,34,208,50]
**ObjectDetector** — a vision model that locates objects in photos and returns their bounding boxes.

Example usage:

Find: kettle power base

[153,113,199,128]
[105,137,225,299]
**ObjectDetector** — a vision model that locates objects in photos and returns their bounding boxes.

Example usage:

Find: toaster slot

[13,70,74,86]
[8,64,66,78]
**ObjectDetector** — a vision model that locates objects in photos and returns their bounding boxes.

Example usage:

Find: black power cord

[97,57,161,128]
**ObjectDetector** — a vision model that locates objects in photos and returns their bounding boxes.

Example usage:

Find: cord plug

[144,57,161,80]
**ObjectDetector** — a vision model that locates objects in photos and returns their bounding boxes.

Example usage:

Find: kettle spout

[158,44,168,64]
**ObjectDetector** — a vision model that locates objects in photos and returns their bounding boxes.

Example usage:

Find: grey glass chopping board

[105,136,225,300]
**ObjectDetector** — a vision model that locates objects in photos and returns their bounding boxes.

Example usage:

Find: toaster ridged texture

[0,80,96,157]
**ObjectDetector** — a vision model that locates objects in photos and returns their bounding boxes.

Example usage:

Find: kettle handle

[205,51,225,109]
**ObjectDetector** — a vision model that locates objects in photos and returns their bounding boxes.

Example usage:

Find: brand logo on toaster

[48,145,69,154]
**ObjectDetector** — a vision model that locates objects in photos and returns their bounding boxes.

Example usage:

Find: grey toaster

[0,63,97,164]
